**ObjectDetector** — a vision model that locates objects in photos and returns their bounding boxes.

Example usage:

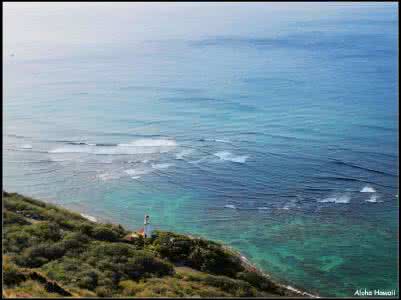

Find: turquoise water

[4,3,398,296]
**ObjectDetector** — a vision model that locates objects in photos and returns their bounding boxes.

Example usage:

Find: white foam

[151,163,173,170]
[96,172,121,181]
[284,285,317,298]
[360,185,376,193]
[214,151,248,163]
[204,138,231,143]
[224,204,237,209]
[124,168,152,176]
[257,207,269,210]
[81,213,97,222]
[319,193,351,204]
[21,144,32,149]
[124,163,172,178]
[118,138,176,147]
[175,149,193,159]
[279,200,297,210]
[49,138,177,155]
[49,157,70,162]
[366,194,381,203]
[189,157,208,164]
[215,139,231,143]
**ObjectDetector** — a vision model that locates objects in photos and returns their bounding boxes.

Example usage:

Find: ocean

[3,3,398,296]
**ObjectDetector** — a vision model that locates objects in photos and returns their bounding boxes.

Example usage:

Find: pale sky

[3,2,397,57]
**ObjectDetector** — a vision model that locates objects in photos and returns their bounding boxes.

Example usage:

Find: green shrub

[3,210,31,225]
[119,280,141,296]
[95,286,113,297]
[42,257,101,288]
[77,222,94,235]
[150,232,192,262]
[25,222,62,242]
[97,277,113,288]
[31,243,65,260]
[203,275,256,297]
[123,253,174,280]
[91,225,119,242]
[16,194,47,208]
[61,232,90,254]
[3,259,27,287]
[77,270,100,290]
[16,242,66,267]
[236,271,273,291]
[16,253,48,268]
[40,209,78,230]
[79,242,173,282]
[150,232,244,277]
[188,244,243,277]
[85,242,138,261]
[3,230,32,253]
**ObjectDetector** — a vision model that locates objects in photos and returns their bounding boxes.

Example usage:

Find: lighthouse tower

[143,215,152,238]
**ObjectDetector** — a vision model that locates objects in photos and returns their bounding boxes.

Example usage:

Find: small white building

[136,214,153,238]
[143,214,152,238]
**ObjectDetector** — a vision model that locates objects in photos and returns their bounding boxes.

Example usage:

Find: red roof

[137,228,144,234]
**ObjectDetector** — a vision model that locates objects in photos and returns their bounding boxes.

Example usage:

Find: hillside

[3,192,313,298]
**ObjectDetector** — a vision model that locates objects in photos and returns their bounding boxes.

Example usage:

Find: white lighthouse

[143,215,152,238]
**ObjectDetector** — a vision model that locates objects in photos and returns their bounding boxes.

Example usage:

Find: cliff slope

[3,192,310,298]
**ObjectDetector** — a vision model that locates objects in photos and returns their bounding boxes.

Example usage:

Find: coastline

[208,238,318,298]
[4,191,318,297]
[225,246,319,298]
[67,205,318,297]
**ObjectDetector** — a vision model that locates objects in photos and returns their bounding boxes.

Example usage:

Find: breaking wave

[365,194,381,203]
[224,204,237,209]
[360,185,376,193]
[151,163,174,170]
[118,139,177,147]
[319,193,351,204]
[96,172,123,181]
[124,168,153,177]
[214,151,248,163]
[199,138,232,144]
[49,138,177,155]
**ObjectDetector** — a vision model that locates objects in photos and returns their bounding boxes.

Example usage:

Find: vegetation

[3,191,305,297]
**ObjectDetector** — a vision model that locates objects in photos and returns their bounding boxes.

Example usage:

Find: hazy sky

[3,2,397,57]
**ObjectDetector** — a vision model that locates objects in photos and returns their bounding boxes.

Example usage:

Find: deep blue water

[4,3,398,297]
